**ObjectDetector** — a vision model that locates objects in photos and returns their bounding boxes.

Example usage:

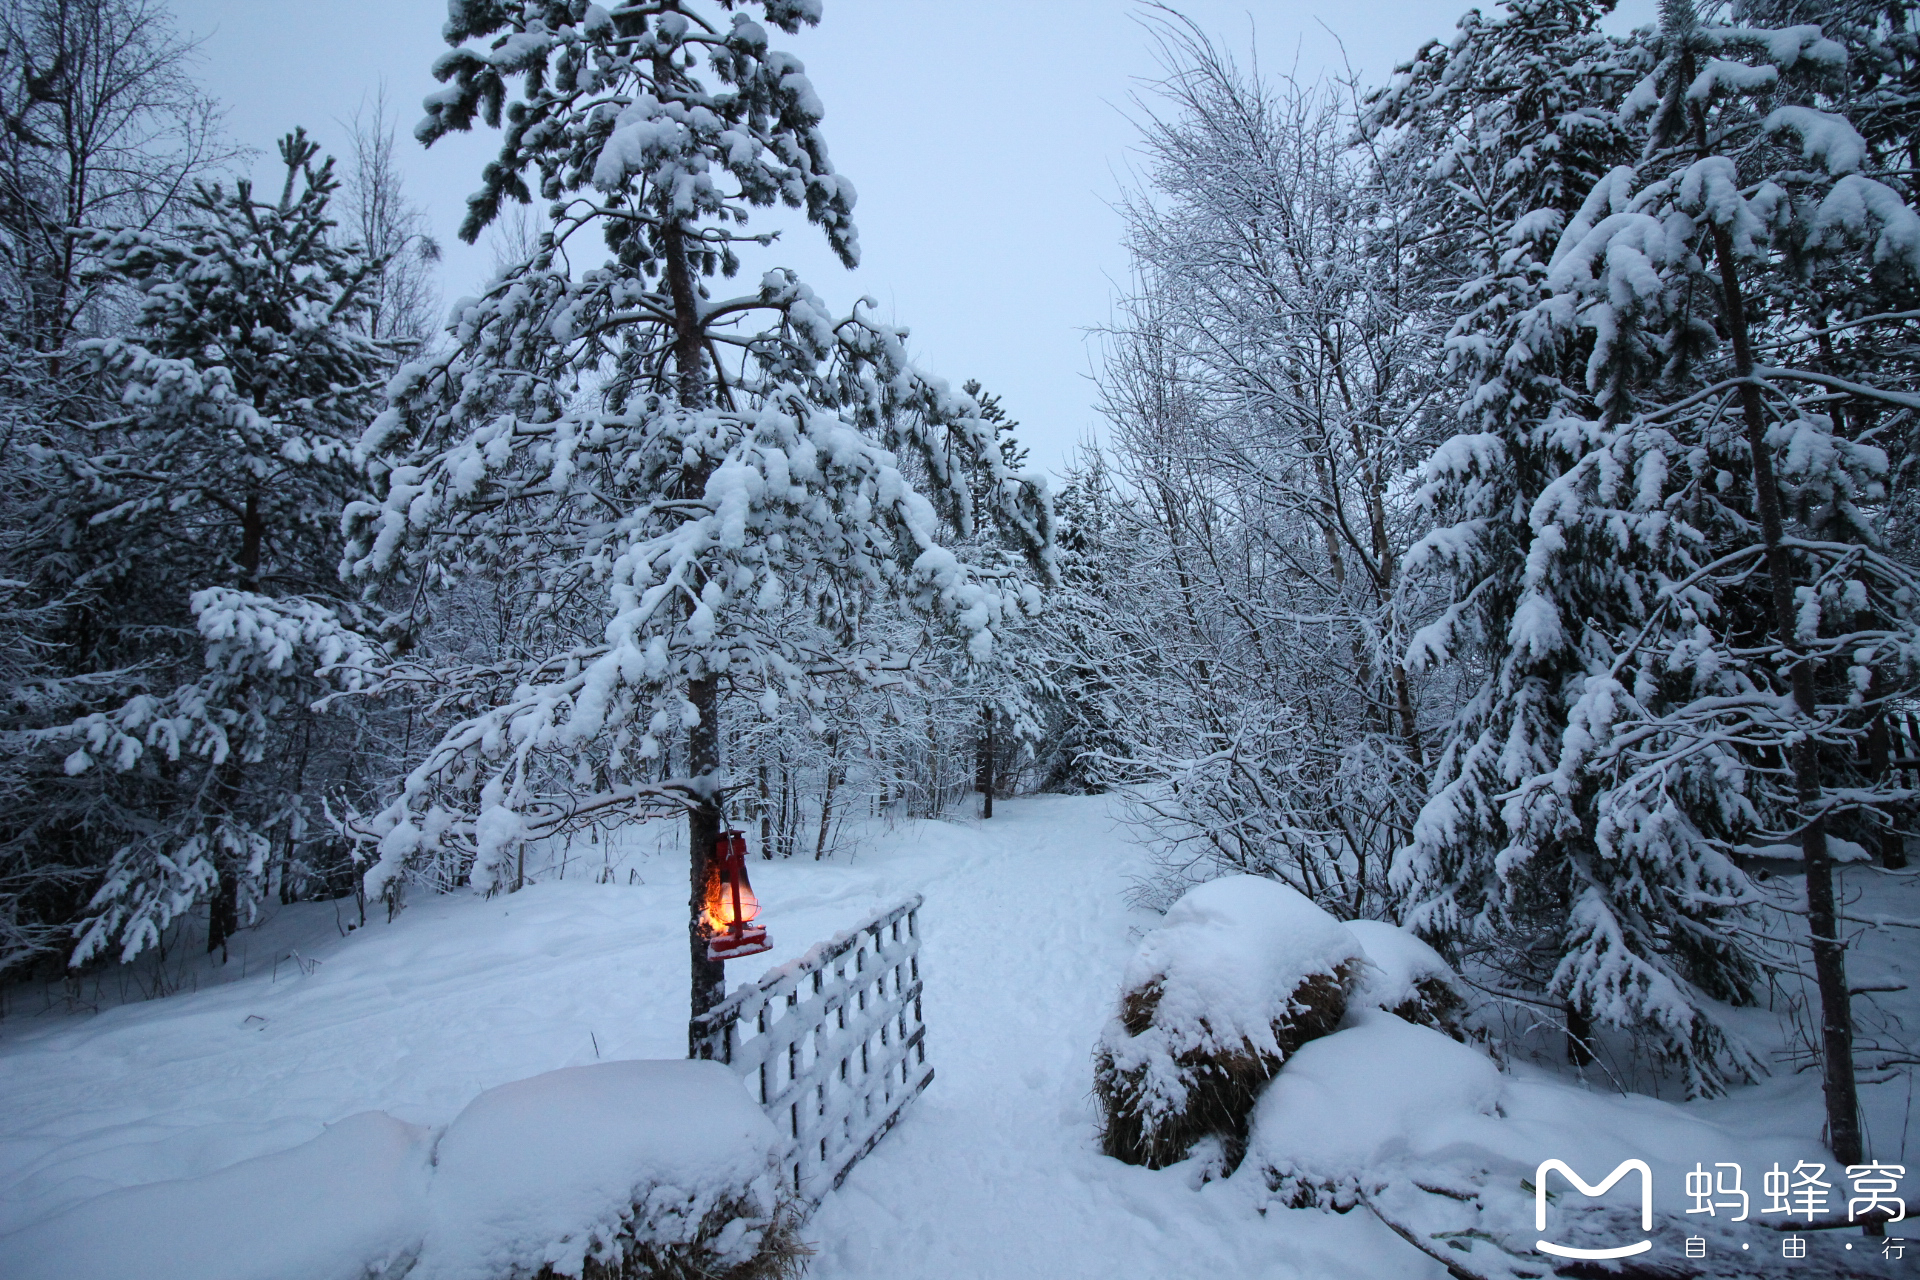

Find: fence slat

[690,895,934,1204]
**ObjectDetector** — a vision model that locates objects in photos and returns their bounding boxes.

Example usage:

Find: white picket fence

[690,895,933,1204]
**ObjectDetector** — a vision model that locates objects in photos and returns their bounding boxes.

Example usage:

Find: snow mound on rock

[1096,875,1363,1168]
[1250,1008,1501,1205]
[1344,919,1467,1036]
[413,1058,782,1280]
[1345,920,1455,1010]
[0,1110,432,1280]
[1112,875,1363,1067]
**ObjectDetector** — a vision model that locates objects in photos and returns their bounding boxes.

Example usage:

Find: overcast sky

[169,0,1654,474]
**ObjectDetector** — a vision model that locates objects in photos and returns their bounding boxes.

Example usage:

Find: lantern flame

[703,831,761,933]
[704,873,759,931]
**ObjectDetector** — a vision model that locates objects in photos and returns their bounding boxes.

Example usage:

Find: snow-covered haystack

[0,1110,433,1280]
[1094,875,1362,1170]
[1343,919,1468,1040]
[413,1060,804,1280]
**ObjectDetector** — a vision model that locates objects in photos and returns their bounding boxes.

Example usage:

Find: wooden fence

[690,895,934,1204]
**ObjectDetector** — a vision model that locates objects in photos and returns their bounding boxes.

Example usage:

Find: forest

[2,0,1919,1274]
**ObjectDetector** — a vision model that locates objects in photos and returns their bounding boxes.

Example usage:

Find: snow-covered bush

[416,1061,798,1280]
[1093,875,1362,1170]
[1344,919,1468,1040]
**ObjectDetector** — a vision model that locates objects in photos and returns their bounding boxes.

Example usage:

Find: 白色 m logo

[1535,1159,1654,1260]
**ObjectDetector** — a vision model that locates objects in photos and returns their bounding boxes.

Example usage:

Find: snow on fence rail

[690,895,933,1204]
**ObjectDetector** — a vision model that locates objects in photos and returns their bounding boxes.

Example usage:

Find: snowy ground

[2,795,1915,1278]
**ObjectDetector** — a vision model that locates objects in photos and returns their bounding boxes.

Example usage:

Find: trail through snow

[807,797,1415,1279]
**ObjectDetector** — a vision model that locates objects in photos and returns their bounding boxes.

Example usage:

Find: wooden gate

[690,895,934,1203]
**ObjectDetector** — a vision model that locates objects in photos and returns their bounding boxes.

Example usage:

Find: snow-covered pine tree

[349,0,1052,1025]
[39,131,387,964]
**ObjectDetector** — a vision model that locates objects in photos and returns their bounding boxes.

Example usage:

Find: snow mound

[1095,875,1363,1168]
[1248,1011,1855,1276]
[0,1110,432,1280]
[1113,875,1363,1063]
[1344,919,1466,1036]
[413,1059,783,1280]
[0,1062,788,1280]
[1249,1008,1501,1206]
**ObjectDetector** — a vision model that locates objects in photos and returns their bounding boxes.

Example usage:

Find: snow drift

[1249,1010,1861,1278]
[0,1060,793,1280]
[0,1110,432,1280]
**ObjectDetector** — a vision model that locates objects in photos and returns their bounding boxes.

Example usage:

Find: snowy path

[0,795,1424,1277]
[802,797,1415,1280]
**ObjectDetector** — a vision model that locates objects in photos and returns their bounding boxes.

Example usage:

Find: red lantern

[704,830,771,960]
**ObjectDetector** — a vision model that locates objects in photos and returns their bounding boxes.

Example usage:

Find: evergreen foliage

[37,132,388,964]
[342,0,1054,987]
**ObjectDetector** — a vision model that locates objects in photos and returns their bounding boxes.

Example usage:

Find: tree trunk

[1566,1002,1595,1068]
[207,869,238,961]
[757,761,772,860]
[979,703,995,819]
[1395,664,1423,773]
[1866,704,1909,869]
[686,674,726,1044]
[814,737,841,861]
[664,201,728,1043]
[1713,224,1862,1166]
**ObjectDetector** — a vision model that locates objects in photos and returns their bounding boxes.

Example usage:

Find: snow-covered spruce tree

[348,0,1052,1024]
[1026,452,1141,796]
[32,132,386,965]
[1391,0,1920,1128]
[1366,0,1763,1087]
[1515,0,1920,1151]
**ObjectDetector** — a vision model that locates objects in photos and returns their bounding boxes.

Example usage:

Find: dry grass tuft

[1387,975,1469,1043]
[529,1192,814,1280]
[1095,960,1356,1172]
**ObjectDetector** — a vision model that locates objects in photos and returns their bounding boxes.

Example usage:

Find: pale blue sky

[170,0,1655,474]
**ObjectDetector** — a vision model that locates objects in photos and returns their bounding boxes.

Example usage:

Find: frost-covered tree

[348,0,1052,1023]
[342,87,442,348]
[0,0,233,353]
[32,131,386,965]
[1077,21,1443,917]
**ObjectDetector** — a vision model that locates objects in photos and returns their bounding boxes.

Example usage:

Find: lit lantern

[704,829,771,960]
